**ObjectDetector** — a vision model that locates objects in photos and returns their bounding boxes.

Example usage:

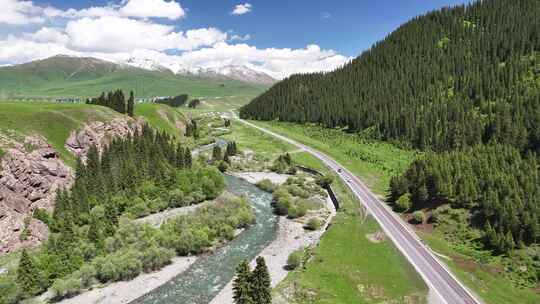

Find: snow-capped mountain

[121,57,172,73]
[120,57,276,85]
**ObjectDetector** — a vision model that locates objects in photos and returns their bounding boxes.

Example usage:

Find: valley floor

[248,120,540,304]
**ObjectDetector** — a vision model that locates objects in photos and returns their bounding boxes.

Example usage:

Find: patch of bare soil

[366,231,386,243]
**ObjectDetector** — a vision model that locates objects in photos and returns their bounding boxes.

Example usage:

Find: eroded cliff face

[0,117,144,254]
[65,118,144,160]
[0,136,73,254]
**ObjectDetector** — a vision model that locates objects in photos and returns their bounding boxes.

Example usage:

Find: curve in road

[233,115,482,304]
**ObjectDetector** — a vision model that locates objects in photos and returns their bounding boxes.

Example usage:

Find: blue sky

[0,0,473,77]
[44,0,472,56]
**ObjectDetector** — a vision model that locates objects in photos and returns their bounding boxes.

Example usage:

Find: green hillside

[0,102,187,163]
[0,55,267,99]
[241,0,539,152]
[241,0,540,299]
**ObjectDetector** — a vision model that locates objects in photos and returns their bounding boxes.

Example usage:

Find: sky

[0,0,473,78]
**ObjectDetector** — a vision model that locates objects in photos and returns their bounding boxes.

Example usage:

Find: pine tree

[212,145,222,162]
[233,260,254,304]
[250,257,271,304]
[184,148,192,168]
[17,249,41,298]
[127,91,135,117]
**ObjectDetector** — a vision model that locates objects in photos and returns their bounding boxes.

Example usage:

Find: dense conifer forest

[241,0,539,153]
[155,94,189,107]
[86,89,135,117]
[7,124,246,302]
[241,0,540,286]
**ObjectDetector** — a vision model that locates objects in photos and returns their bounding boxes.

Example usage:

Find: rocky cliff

[0,117,144,254]
[0,136,72,254]
[65,118,144,160]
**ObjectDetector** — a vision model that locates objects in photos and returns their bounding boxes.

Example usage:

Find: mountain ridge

[0,55,268,98]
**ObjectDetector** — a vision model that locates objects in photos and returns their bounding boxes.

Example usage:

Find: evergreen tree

[184,148,192,168]
[17,249,41,298]
[212,145,222,162]
[250,257,271,304]
[233,260,254,304]
[127,91,135,117]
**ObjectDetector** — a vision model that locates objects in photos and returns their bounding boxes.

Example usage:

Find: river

[131,174,278,304]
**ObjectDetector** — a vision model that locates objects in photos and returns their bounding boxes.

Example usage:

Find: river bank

[210,171,337,304]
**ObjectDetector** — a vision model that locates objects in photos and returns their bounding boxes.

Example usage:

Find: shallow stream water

[131,174,278,304]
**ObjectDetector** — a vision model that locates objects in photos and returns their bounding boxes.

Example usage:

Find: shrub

[395,193,412,211]
[217,161,229,172]
[315,175,334,187]
[51,276,82,299]
[413,210,425,224]
[140,246,174,272]
[287,184,309,199]
[126,198,149,218]
[168,189,185,208]
[287,204,307,219]
[33,208,52,227]
[305,218,322,231]
[256,179,276,193]
[286,249,303,270]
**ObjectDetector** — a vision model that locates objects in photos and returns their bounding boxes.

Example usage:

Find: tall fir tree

[17,249,41,298]
[127,91,135,117]
[233,260,254,304]
[250,257,271,304]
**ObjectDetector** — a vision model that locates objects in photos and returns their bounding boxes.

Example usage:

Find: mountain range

[0,55,273,98]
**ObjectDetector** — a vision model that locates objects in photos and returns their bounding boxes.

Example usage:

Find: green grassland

[0,102,121,163]
[275,152,428,303]
[0,59,266,99]
[180,95,256,116]
[134,103,188,139]
[218,119,427,302]
[0,102,189,164]
[220,119,296,158]
[248,120,540,304]
[420,232,540,304]
[250,121,418,194]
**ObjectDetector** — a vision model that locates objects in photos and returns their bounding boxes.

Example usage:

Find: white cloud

[0,0,45,25]
[230,34,251,41]
[24,27,68,44]
[120,0,185,20]
[0,1,351,79]
[231,3,252,15]
[42,0,185,20]
[64,17,226,52]
[167,43,350,79]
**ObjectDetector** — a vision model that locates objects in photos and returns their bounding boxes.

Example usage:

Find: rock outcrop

[0,136,73,254]
[0,117,144,254]
[65,117,144,160]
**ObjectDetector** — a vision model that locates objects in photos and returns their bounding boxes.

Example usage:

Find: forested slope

[241,0,540,290]
[241,0,540,152]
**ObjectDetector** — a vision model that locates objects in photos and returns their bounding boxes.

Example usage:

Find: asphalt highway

[234,115,481,304]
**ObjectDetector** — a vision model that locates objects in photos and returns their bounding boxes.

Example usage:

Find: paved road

[234,115,481,304]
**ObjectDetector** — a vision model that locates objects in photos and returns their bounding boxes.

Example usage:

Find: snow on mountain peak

[119,57,275,85]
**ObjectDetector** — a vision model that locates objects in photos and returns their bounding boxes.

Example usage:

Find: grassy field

[249,121,418,194]
[0,102,191,164]
[247,120,540,304]
[220,119,296,158]
[420,232,540,304]
[218,120,428,302]
[0,102,121,163]
[134,103,188,139]
[0,60,267,99]
[274,152,428,303]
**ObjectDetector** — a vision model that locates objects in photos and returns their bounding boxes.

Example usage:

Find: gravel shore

[210,173,336,304]
[54,256,198,304]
